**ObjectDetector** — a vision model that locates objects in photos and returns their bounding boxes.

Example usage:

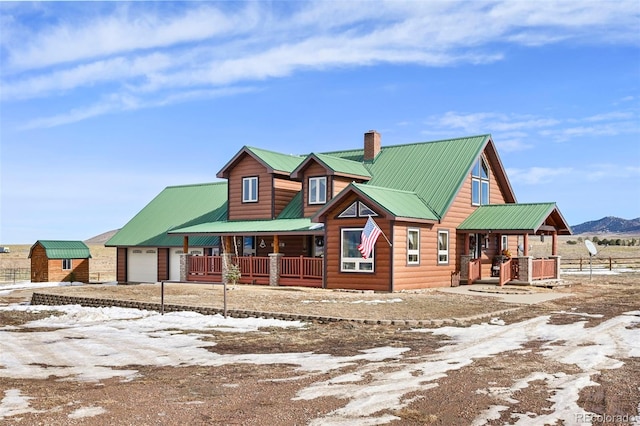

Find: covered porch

[457,203,572,286]
[169,218,325,287]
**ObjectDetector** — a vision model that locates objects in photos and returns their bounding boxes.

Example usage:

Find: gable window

[471,158,490,206]
[438,230,449,264]
[338,201,379,218]
[242,177,258,203]
[62,259,72,270]
[407,228,419,265]
[309,177,327,204]
[341,228,374,272]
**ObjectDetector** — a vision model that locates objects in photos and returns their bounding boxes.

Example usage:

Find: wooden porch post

[183,236,189,255]
[552,231,558,256]
[273,235,279,254]
[464,233,470,256]
[523,234,529,256]
[223,236,232,253]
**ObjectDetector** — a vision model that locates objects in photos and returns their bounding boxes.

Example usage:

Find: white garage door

[169,248,204,281]
[128,248,158,283]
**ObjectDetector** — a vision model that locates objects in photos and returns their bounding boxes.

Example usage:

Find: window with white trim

[308,176,327,204]
[501,235,508,251]
[438,230,449,264]
[407,228,419,265]
[62,259,72,270]
[242,177,258,202]
[341,228,374,272]
[471,158,489,206]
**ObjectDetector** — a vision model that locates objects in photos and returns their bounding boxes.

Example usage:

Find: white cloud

[20,86,256,129]
[1,0,638,127]
[424,108,639,147]
[506,167,574,185]
[2,4,260,72]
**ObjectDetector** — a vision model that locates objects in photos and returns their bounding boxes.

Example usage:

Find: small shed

[29,240,91,283]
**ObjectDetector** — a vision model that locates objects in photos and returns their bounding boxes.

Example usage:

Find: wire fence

[562,257,640,271]
[0,268,30,283]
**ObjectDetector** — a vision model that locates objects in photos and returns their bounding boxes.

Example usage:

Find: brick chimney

[364,130,381,161]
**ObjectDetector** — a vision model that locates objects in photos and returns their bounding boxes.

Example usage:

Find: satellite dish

[585,240,598,256]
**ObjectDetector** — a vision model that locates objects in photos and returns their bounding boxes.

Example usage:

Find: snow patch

[68,406,107,419]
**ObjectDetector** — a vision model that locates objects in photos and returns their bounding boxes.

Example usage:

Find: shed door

[127,248,158,283]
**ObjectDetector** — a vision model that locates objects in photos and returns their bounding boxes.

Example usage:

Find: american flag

[358,216,382,259]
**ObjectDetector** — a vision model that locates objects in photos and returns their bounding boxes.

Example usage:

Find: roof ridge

[165,181,227,189]
[480,202,556,207]
[246,145,304,158]
[321,134,491,156]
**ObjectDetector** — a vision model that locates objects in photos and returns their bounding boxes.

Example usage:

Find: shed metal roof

[105,182,228,247]
[29,240,91,259]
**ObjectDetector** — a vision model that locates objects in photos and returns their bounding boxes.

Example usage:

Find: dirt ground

[1,273,639,425]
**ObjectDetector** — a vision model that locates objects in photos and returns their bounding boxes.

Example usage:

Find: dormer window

[242,176,258,202]
[309,176,327,204]
[471,158,489,206]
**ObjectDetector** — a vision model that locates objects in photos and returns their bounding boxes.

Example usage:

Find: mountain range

[571,216,640,235]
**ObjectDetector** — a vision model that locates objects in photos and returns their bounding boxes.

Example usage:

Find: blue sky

[1,1,639,244]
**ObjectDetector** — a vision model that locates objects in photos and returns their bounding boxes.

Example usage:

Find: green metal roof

[29,240,91,259]
[349,184,439,220]
[458,203,563,232]
[292,153,371,179]
[324,135,491,219]
[106,182,228,247]
[277,191,303,219]
[245,146,305,173]
[170,218,323,236]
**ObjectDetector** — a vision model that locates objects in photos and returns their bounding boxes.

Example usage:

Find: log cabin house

[29,240,91,283]
[106,131,571,290]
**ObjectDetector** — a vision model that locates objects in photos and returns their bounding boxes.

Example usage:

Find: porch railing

[235,256,270,281]
[532,258,557,280]
[498,259,513,286]
[188,255,322,285]
[468,259,481,285]
[281,256,323,279]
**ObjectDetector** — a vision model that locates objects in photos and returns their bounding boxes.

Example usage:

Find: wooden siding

[332,177,352,198]
[324,196,392,292]
[117,248,127,282]
[29,244,48,282]
[393,148,514,290]
[301,162,329,217]
[273,177,301,218]
[254,235,309,257]
[227,154,302,220]
[227,155,273,220]
[157,248,169,281]
[29,243,90,283]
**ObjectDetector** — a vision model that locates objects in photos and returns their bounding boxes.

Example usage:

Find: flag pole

[372,216,392,247]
